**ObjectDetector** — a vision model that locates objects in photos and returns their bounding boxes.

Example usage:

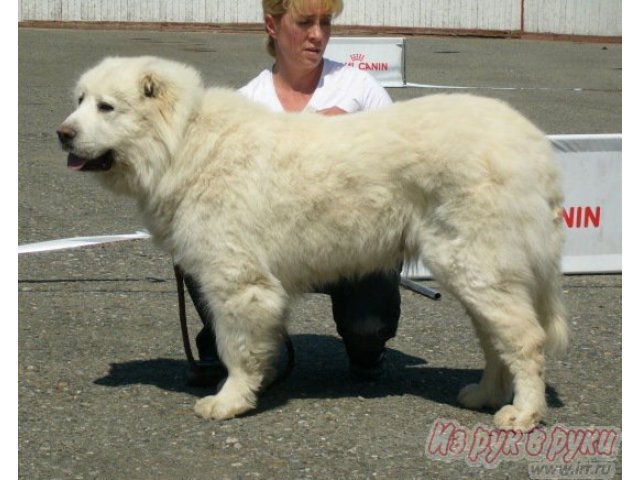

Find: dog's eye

[98,102,115,113]
[77,94,84,105]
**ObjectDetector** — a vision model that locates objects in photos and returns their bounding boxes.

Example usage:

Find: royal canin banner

[550,134,622,274]
[325,37,406,87]
[403,134,622,278]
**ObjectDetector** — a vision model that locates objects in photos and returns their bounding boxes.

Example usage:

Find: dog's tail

[543,299,570,358]
[536,261,570,359]
[533,188,569,358]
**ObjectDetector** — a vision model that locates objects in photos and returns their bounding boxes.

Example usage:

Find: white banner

[403,134,622,278]
[325,37,406,87]
[551,134,622,274]
[325,37,586,92]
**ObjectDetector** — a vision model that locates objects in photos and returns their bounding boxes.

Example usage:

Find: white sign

[551,134,622,274]
[325,37,406,87]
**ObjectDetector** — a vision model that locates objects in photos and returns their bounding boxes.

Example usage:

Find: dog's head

[57,56,204,196]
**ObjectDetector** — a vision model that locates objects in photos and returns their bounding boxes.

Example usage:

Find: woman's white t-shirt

[238,58,392,113]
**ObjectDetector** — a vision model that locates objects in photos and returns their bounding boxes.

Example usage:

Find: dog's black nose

[56,125,76,145]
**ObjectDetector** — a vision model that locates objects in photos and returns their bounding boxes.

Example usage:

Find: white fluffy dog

[57,56,568,430]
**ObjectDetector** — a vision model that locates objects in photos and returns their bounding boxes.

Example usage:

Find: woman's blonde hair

[263,0,344,57]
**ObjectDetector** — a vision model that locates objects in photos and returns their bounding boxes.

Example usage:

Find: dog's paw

[194,393,254,420]
[493,405,540,431]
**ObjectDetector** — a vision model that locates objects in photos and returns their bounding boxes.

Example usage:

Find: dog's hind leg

[455,284,547,431]
[193,271,287,420]
[457,319,514,410]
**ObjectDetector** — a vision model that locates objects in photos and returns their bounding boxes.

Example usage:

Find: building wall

[18,0,622,37]
[337,0,521,31]
[523,0,621,36]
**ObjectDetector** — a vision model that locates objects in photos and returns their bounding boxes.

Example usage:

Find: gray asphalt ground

[18,28,622,479]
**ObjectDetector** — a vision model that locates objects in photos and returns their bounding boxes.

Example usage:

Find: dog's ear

[142,73,160,98]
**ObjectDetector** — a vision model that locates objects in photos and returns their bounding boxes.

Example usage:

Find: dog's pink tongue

[67,153,87,171]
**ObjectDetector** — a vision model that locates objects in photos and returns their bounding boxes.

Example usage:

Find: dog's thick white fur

[58,56,569,430]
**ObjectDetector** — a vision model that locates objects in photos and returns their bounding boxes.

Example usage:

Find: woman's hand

[317,106,348,116]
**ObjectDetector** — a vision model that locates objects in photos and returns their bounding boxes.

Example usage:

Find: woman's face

[266,2,333,71]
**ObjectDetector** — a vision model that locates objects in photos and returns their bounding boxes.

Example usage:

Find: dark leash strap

[173,264,295,388]
[173,264,204,378]
[273,329,296,388]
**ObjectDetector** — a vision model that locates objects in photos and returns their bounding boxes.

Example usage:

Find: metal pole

[400,277,441,300]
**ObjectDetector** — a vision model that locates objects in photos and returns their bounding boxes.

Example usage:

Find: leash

[173,264,295,388]
[173,264,205,380]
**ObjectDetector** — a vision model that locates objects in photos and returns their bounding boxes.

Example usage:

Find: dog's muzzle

[56,125,114,172]
[66,151,114,171]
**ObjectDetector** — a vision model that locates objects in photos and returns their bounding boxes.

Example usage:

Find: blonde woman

[186,0,402,384]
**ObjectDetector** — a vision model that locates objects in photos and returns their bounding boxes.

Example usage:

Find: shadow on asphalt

[94,333,564,415]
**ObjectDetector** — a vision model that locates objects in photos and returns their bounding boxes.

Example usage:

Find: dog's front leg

[193,272,287,420]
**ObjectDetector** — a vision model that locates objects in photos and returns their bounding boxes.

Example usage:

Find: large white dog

[57,56,568,430]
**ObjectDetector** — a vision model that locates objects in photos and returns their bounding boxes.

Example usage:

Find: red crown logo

[349,53,365,62]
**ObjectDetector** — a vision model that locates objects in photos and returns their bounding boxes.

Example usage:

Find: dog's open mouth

[67,151,114,171]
